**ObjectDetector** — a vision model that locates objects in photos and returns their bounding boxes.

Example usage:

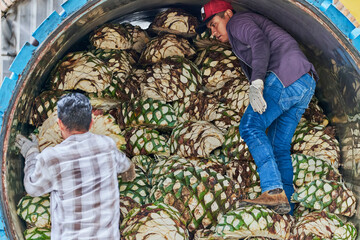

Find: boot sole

[238,202,291,215]
[269,203,291,215]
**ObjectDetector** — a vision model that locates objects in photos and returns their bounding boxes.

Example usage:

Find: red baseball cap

[196,0,234,33]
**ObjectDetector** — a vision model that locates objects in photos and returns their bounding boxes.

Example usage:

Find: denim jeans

[239,72,316,214]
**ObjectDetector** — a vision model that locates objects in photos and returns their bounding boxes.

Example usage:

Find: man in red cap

[197,0,318,215]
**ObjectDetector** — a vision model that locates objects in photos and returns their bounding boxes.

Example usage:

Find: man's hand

[121,162,136,182]
[15,134,39,158]
[249,79,267,114]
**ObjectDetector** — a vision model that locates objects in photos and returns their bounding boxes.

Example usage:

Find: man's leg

[267,73,316,214]
[239,72,315,214]
[239,73,290,213]
[267,112,298,215]
[240,73,285,192]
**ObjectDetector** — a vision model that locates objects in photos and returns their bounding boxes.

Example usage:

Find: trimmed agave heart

[119,196,140,224]
[173,91,220,123]
[336,121,360,170]
[91,48,135,75]
[150,159,243,232]
[291,121,340,168]
[293,204,312,220]
[123,23,150,53]
[111,97,177,130]
[292,153,341,188]
[17,194,51,228]
[245,182,262,200]
[194,229,223,240]
[29,90,65,127]
[120,202,190,240]
[50,51,112,94]
[131,155,157,175]
[169,121,224,158]
[301,96,329,126]
[290,211,357,240]
[221,126,253,161]
[90,23,132,50]
[141,57,202,102]
[118,167,151,205]
[90,49,141,101]
[150,8,198,37]
[148,155,195,185]
[226,160,259,190]
[215,205,294,239]
[212,104,241,133]
[213,78,250,116]
[139,33,196,64]
[195,45,246,92]
[121,127,170,157]
[24,227,51,240]
[291,179,357,217]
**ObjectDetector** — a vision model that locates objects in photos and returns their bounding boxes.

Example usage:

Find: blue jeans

[239,72,315,214]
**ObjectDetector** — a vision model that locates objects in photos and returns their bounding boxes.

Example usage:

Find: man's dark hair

[57,92,92,132]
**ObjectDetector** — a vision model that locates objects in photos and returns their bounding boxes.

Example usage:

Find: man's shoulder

[231,11,263,22]
[86,132,117,149]
[89,132,114,142]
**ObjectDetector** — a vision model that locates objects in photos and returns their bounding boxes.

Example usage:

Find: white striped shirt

[24,132,131,240]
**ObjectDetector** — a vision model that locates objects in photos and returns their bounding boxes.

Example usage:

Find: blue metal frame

[0,0,359,238]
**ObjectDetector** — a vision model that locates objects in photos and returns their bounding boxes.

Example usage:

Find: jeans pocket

[279,79,309,111]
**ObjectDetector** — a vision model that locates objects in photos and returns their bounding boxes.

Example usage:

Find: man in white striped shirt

[16,92,135,239]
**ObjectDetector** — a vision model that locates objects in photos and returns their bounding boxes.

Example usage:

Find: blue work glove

[249,79,267,114]
[15,134,39,158]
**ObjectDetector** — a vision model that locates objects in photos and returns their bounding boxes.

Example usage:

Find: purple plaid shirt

[24,132,131,240]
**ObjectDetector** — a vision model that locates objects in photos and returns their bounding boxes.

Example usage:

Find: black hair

[57,92,92,132]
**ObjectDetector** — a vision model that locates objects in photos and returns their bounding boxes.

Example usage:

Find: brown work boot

[239,188,290,214]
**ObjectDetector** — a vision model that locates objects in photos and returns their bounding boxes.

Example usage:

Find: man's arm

[228,14,270,82]
[24,151,54,197]
[16,134,54,196]
[114,149,136,182]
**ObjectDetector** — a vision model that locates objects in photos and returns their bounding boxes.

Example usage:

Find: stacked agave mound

[17,7,357,240]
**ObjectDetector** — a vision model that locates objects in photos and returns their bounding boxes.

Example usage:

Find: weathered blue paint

[0,77,18,129]
[32,11,63,44]
[0,0,359,238]
[306,0,360,53]
[8,43,37,76]
[61,0,88,17]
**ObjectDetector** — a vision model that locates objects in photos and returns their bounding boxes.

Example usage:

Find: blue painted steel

[305,0,360,53]
[32,11,63,44]
[0,204,6,238]
[0,0,360,239]
[61,0,89,17]
[8,43,37,76]
[0,77,18,129]
[323,4,357,36]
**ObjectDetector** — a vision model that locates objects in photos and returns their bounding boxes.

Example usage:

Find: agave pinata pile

[18,7,357,240]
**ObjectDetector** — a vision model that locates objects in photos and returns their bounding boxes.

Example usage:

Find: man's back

[25,132,128,240]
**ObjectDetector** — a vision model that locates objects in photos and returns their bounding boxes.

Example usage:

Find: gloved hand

[121,162,136,182]
[15,134,39,158]
[249,79,267,114]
